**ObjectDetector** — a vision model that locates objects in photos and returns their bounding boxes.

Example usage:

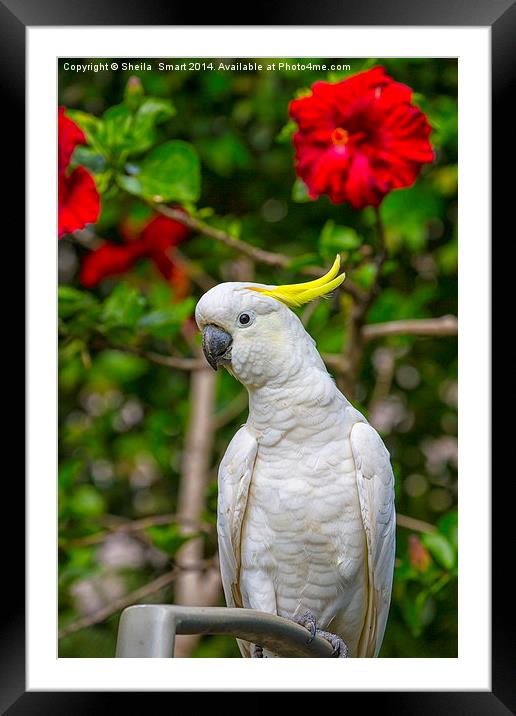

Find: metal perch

[116,604,335,658]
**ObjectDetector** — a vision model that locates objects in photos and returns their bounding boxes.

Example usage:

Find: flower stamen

[331,127,349,146]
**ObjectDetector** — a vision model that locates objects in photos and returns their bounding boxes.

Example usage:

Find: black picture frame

[4,0,508,710]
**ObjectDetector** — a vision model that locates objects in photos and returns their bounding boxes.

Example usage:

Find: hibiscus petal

[79,212,191,291]
[140,214,190,253]
[80,241,146,288]
[308,147,351,202]
[343,152,388,209]
[58,167,100,238]
[289,95,336,133]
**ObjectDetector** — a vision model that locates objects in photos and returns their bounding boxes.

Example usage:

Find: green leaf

[319,220,362,258]
[402,590,436,637]
[144,524,192,556]
[58,286,98,319]
[196,206,215,219]
[359,58,379,72]
[276,119,296,144]
[147,282,174,310]
[71,146,106,174]
[116,175,141,194]
[118,140,201,203]
[291,177,313,203]
[59,338,86,362]
[91,350,148,383]
[101,284,146,330]
[381,183,443,252]
[66,110,105,156]
[286,253,321,272]
[130,98,176,154]
[437,235,458,275]
[70,95,176,164]
[437,509,458,550]
[99,104,133,154]
[69,485,106,518]
[352,263,376,291]
[59,458,83,490]
[327,70,352,83]
[59,355,86,392]
[197,133,251,177]
[367,284,437,324]
[138,298,196,338]
[421,533,456,570]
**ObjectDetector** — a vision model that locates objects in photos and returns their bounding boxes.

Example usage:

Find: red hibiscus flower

[80,212,191,297]
[289,67,434,210]
[58,107,101,238]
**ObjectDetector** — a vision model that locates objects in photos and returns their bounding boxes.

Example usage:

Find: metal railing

[116,604,335,657]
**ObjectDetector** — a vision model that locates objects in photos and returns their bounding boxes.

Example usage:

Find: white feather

[350,422,396,657]
[217,425,258,657]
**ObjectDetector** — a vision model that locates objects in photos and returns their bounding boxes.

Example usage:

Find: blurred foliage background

[58,58,458,658]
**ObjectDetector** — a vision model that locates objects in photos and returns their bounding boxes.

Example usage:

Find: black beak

[202,324,233,371]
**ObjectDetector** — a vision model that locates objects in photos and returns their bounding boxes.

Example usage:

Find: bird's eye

[237,311,255,327]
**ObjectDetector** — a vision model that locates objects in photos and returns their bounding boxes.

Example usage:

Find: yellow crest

[247,255,346,308]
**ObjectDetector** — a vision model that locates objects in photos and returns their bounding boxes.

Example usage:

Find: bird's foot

[292,610,317,642]
[251,643,264,658]
[291,610,348,657]
[315,630,348,658]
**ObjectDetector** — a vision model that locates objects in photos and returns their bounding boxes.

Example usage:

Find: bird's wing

[217,424,258,657]
[350,421,396,657]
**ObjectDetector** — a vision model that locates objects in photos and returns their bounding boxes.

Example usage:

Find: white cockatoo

[195,257,395,657]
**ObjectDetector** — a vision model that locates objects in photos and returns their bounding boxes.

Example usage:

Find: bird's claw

[315,630,348,658]
[291,611,348,656]
[292,610,317,643]
[252,643,264,658]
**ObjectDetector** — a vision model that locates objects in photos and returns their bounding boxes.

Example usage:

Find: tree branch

[321,353,351,373]
[369,346,396,411]
[396,513,436,534]
[108,343,205,371]
[167,248,218,292]
[211,391,249,430]
[363,315,458,342]
[173,361,221,657]
[58,559,216,640]
[152,203,367,302]
[60,513,214,549]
